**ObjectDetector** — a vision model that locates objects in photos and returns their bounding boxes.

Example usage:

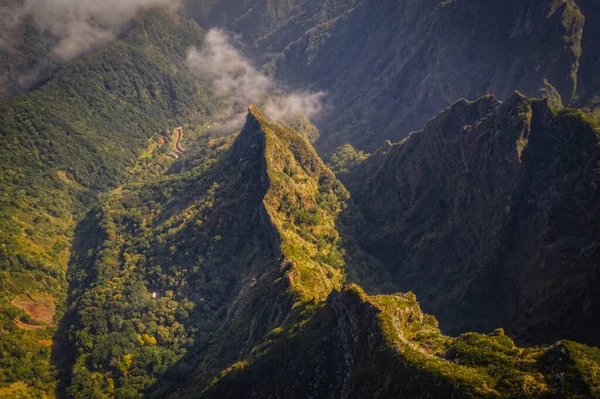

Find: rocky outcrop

[576,0,600,122]
[345,93,600,346]
[200,285,600,398]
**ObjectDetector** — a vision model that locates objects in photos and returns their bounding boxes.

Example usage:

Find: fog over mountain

[0,0,178,60]
[187,28,325,130]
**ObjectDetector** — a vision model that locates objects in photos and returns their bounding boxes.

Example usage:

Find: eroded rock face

[345,93,600,345]
[200,285,600,399]
[577,0,600,121]
[186,0,595,151]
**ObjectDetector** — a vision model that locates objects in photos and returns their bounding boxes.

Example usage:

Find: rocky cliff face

[186,0,598,151]
[577,0,600,122]
[200,284,600,398]
[344,93,600,346]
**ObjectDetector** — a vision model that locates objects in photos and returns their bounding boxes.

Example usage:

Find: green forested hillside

[65,135,236,397]
[54,107,600,398]
[0,12,215,397]
[58,107,349,397]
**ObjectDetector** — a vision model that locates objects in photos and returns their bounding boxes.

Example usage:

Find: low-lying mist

[0,0,178,61]
[0,0,180,100]
[186,28,326,131]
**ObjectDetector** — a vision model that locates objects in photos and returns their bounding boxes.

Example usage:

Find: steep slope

[0,0,54,102]
[202,285,600,399]
[577,0,600,123]
[185,0,305,43]
[187,0,598,151]
[344,93,600,346]
[0,0,182,103]
[0,12,214,397]
[61,107,600,399]
[62,107,349,397]
[185,0,358,55]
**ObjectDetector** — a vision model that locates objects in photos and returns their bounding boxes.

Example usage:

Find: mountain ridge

[109,106,597,399]
[185,0,599,151]
[58,104,600,398]
[343,91,600,346]
[200,283,600,399]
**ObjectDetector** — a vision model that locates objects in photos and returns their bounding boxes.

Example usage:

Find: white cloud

[187,28,325,130]
[1,0,179,60]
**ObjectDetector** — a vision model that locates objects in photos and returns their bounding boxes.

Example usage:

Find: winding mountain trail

[168,126,185,158]
[173,126,185,152]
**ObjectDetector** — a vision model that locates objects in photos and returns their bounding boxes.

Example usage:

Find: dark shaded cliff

[200,285,600,399]
[344,93,600,346]
[577,0,600,122]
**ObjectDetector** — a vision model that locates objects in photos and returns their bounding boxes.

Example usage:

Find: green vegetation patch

[0,12,215,397]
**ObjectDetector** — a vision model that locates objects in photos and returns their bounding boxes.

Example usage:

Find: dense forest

[0,12,215,397]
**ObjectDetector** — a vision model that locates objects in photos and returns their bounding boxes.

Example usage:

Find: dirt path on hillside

[168,126,185,159]
[173,126,184,153]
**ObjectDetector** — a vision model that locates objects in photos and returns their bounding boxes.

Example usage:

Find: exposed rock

[345,93,600,346]
[201,285,600,398]
[187,0,595,151]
